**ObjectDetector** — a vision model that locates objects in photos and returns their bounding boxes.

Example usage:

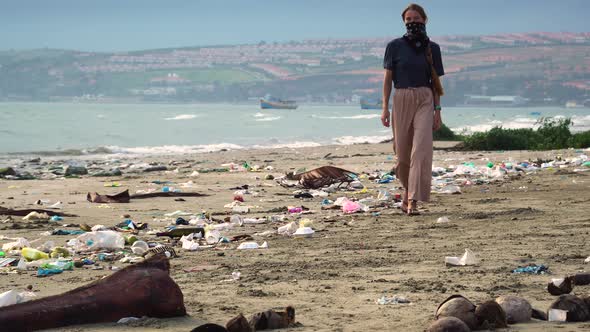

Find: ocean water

[0,102,589,156]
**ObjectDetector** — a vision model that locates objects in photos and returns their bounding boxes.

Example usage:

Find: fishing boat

[360,98,382,110]
[260,97,298,110]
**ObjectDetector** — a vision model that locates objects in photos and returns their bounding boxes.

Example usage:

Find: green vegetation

[433,123,459,141]
[461,117,590,150]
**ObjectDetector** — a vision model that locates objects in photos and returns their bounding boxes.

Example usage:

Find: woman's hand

[381,109,391,127]
[433,109,441,131]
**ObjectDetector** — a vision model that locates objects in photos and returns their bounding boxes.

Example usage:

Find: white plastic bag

[73,231,125,251]
[445,249,478,266]
[2,238,30,251]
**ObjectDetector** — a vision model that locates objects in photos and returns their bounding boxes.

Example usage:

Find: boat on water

[260,97,298,110]
[360,98,382,110]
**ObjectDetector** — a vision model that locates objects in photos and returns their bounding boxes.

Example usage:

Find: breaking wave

[312,114,380,120]
[255,116,281,122]
[164,114,199,120]
[104,144,244,155]
[332,135,391,145]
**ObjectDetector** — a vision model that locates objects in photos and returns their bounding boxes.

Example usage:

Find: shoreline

[0,141,465,161]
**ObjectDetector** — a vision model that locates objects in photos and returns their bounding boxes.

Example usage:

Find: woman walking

[381,3,445,215]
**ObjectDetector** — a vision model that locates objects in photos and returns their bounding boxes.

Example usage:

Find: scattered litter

[0,289,36,308]
[278,221,299,235]
[436,216,450,223]
[548,309,568,322]
[293,227,315,238]
[117,317,141,324]
[512,264,549,275]
[23,212,50,221]
[237,241,268,250]
[50,215,63,222]
[71,231,125,251]
[131,241,149,255]
[2,238,30,251]
[376,295,411,305]
[445,249,478,266]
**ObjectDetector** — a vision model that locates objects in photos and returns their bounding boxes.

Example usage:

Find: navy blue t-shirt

[383,38,444,89]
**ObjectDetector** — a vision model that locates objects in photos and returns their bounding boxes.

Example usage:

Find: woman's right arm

[381,69,393,127]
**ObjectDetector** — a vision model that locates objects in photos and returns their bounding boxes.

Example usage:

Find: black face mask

[403,22,429,52]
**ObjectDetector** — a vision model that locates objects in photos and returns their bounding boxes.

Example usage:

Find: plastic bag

[73,231,125,251]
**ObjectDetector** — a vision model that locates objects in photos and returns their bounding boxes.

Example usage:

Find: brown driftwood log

[287,166,358,189]
[0,206,77,217]
[86,189,208,203]
[131,192,208,199]
[86,189,131,203]
[0,254,186,331]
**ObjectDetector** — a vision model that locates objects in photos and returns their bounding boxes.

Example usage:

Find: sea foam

[312,114,380,120]
[164,114,199,120]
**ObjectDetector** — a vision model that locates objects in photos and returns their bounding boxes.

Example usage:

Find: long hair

[426,46,444,96]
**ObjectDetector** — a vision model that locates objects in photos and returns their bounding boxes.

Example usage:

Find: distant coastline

[0,32,588,106]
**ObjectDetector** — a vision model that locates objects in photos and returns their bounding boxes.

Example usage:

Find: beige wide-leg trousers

[392,87,433,202]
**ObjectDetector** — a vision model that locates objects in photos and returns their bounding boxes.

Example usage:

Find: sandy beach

[1,142,589,332]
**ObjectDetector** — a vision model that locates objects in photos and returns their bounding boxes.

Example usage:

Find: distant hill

[0,32,588,105]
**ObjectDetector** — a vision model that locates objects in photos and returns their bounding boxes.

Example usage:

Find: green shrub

[463,127,538,150]
[461,117,582,151]
[433,123,458,141]
[533,117,572,150]
[570,130,590,148]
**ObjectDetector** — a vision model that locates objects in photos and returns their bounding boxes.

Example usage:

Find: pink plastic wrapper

[342,200,361,214]
[288,207,303,214]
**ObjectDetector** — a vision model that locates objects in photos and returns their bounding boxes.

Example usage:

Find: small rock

[64,166,88,176]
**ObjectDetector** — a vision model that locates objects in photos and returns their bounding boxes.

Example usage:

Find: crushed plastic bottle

[21,248,49,261]
[41,260,74,271]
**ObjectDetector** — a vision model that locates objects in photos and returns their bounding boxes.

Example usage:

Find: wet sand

[0,143,589,331]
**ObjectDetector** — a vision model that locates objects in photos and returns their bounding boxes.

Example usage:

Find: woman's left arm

[433,91,441,131]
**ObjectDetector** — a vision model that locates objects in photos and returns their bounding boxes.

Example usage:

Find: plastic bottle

[21,248,49,261]
[230,215,244,226]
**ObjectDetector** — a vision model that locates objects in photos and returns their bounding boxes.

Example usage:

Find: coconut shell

[495,295,532,324]
[573,273,590,286]
[191,323,229,332]
[475,300,508,329]
[547,277,573,296]
[226,314,252,332]
[426,317,471,332]
[549,294,590,322]
[435,295,478,330]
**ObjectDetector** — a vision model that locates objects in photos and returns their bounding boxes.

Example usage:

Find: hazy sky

[2,0,589,52]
